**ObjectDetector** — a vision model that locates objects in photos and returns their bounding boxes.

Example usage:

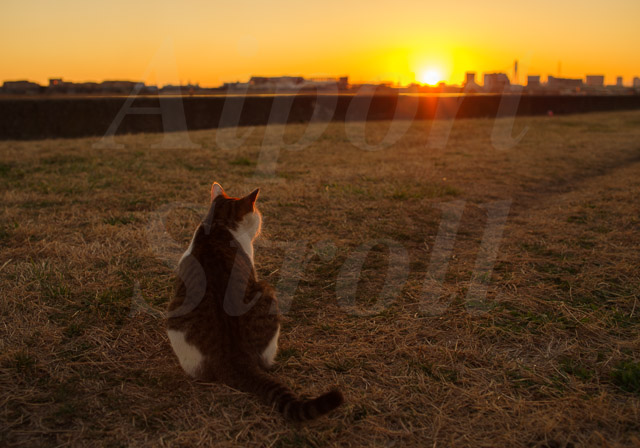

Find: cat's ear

[246,188,260,205]
[211,182,225,201]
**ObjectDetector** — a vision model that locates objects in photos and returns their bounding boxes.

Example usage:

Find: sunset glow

[1,0,639,86]
[418,69,444,86]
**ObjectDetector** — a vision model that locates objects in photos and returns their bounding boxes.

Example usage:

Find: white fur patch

[167,329,204,377]
[261,325,280,367]
[178,227,199,266]
[229,211,261,265]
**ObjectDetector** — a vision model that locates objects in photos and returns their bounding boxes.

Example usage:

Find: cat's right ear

[211,182,225,201]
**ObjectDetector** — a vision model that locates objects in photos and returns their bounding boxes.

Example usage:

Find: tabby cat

[167,182,343,421]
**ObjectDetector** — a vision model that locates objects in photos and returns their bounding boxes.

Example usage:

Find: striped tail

[233,367,343,421]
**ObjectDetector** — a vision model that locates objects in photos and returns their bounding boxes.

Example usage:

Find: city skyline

[2,0,639,87]
[4,70,640,91]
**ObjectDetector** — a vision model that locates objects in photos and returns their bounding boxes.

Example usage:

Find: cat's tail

[232,366,343,421]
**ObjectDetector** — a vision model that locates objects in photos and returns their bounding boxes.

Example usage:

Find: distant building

[160,84,185,93]
[48,78,82,94]
[2,80,41,94]
[634,77,640,88]
[547,76,583,90]
[616,76,623,87]
[249,76,304,89]
[462,72,481,92]
[245,76,348,91]
[304,76,349,90]
[527,75,541,87]
[465,72,476,85]
[77,82,101,93]
[48,78,69,93]
[223,81,250,91]
[483,73,510,92]
[585,75,604,87]
[100,80,140,94]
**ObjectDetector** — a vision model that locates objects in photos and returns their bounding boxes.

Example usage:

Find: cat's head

[205,182,262,238]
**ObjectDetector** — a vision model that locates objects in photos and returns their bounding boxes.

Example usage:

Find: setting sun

[418,68,443,86]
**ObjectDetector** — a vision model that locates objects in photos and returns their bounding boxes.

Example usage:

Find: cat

[166,182,343,421]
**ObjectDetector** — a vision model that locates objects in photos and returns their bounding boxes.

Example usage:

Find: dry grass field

[1,110,640,447]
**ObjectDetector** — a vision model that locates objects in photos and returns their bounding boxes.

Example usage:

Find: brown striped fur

[166,183,343,421]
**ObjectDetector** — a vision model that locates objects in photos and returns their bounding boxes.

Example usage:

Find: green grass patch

[389,184,460,200]
[521,242,561,258]
[229,157,255,167]
[20,200,64,209]
[559,357,593,381]
[9,351,37,373]
[103,214,138,225]
[94,286,134,325]
[324,359,357,373]
[567,214,588,224]
[0,161,14,177]
[277,347,299,361]
[63,323,85,338]
[0,225,11,243]
[611,360,640,393]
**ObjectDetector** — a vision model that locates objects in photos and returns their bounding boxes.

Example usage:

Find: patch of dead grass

[1,111,640,447]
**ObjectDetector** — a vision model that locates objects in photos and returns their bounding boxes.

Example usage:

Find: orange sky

[1,0,639,87]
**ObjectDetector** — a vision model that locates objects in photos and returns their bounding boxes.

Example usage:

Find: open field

[1,111,639,447]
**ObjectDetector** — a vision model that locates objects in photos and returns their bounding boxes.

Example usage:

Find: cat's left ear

[211,182,225,201]
[246,188,260,206]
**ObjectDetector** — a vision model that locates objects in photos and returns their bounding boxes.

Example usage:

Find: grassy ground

[1,111,639,447]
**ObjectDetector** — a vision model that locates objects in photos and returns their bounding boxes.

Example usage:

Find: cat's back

[166,223,256,379]
[169,224,254,314]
